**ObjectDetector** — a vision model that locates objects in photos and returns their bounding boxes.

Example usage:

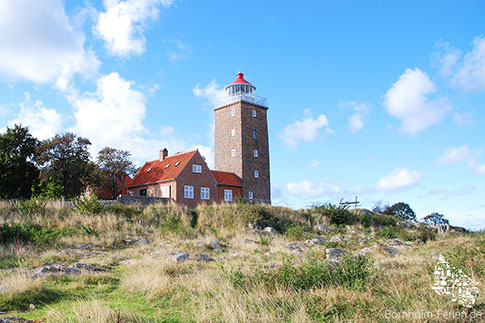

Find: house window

[175,161,180,166]
[253,129,256,140]
[201,187,210,200]
[165,163,171,168]
[192,164,202,173]
[254,170,259,178]
[231,129,235,136]
[231,149,235,157]
[252,110,256,117]
[249,191,253,200]
[224,189,233,202]
[146,168,152,173]
[231,108,235,116]
[184,185,194,199]
[130,191,134,196]
[140,189,147,196]
[254,150,258,157]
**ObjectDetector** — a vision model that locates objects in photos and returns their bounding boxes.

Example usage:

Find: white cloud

[0,0,99,90]
[193,80,227,106]
[452,37,485,92]
[165,39,191,63]
[309,160,319,168]
[286,180,343,198]
[376,168,422,191]
[383,68,451,135]
[95,0,174,57]
[452,112,474,126]
[340,101,369,133]
[474,164,485,176]
[433,41,462,76]
[435,145,480,165]
[8,93,62,140]
[71,72,185,162]
[280,109,331,150]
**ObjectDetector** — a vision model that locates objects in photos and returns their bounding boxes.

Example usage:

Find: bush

[0,222,70,246]
[360,213,397,228]
[72,194,104,215]
[285,224,305,240]
[417,225,437,243]
[105,203,143,219]
[18,197,47,216]
[311,203,357,226]
[257,255,372,291]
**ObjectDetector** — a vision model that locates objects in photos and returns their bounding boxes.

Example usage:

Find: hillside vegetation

[0,200,483,322]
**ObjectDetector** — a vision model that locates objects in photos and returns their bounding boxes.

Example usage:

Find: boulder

[383,247,399,256]
[209,240,223,249]
[74,263,108,272]
[386,239,404,246]
[314,224,334,232]
[358,237,372,245]
[306,237,324,245]
[329,235,346,243]
[171,252,189,263]
[326,248,348,260]
[30,264,82,278]
[358,247,373,256]
[0,318,33,323]
[197,254,215,262]
[263,227,280,235]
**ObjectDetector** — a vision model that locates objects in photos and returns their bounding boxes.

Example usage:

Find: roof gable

[211,170,241,186]
[129,150,197,187]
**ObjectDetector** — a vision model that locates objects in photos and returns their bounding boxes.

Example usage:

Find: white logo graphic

[432,254,480,308]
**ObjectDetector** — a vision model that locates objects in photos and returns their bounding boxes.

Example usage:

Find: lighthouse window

[231,108,235,116]
[254,170,259,178]
[231,149,236,157]
[254,150,258,157]
[252,110,256,117]
[231,129,235,136]
[253,129,257,140]
[249,192,253,200]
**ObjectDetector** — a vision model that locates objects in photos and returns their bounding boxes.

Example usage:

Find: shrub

[0,222,68,246]
[360,213,397,228]
[18,197,47,217]
[417,225,437,243]
[285,224,305,240]
[261,255,372,291]
[105,203,144,219]
[72,194,104,215]
[311,203,357,226]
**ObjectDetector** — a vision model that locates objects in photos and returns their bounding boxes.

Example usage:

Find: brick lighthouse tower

[214,72,271,203]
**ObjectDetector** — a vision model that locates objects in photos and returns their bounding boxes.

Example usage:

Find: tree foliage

[384,202,417,222]
[95,147,135,199]
[36,133,91,199]
[0,125,39,199]
[422,212,449,226]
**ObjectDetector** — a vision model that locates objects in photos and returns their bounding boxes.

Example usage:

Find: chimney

[160,148,168,161]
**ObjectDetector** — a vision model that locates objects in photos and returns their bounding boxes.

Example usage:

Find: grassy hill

[0,200,483,322]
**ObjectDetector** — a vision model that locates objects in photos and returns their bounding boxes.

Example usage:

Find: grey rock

[263,227,280,235]
[306,237,324,245]
[79,243,100,249]
[359,237,372,245]
[74,263,108,272]
[171,252,189,263]
[214,248,224,253]
[358,247,373,256]
[243,238,257,244]
[330,235,346,243]
[287,241,307,250]
[248,222,262,230]
[0,318,34,323]
[209,240,223,249]
[30,264,81,278]
[383,247,400,256]
[122,236,151,245]
[325,248,348,260]
[314,224,334,232]
[291,248,303,255]
[197,254,215,262]
[387,239,404,246]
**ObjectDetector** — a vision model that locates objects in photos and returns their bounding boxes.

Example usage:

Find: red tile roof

[129,150,197,187]
[211,170,241,187]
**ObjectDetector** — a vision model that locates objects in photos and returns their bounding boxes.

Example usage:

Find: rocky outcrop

[325,248,348,260]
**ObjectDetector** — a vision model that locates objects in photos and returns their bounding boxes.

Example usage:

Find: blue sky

[0,0,484,229]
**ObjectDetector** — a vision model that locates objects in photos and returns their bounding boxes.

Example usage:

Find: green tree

[384,202,417,222]
[0,125,39,199]
[96,147,135,199]
[422,212,449,226]
[36,133,92,199]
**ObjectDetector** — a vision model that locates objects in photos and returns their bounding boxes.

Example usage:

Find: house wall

[217,185,242,202]
[128,181,177,202]
[176,151,218,208]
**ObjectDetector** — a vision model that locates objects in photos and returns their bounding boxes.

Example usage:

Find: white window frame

[184,185,194,199]
[231,129,235,136]
[231,108,235,116]
[249,191,253,200]
[201,187,210,200]
[252,110,256,117]
[192,164,202,173]
[224,189,233,202]
[254,150,258,157]
[231,149,236,157]
[254,170,259,178]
